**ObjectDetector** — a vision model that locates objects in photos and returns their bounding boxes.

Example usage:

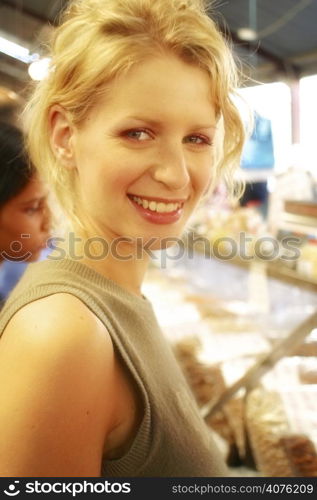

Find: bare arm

[0,293,118,477]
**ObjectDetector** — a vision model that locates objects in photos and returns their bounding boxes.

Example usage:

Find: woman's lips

[128,194,187,204]
[127,194,186,225]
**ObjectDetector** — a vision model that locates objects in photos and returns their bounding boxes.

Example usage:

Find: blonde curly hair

[25,0,245,227]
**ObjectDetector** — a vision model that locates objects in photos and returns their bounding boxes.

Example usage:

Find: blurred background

[1,0,317,477]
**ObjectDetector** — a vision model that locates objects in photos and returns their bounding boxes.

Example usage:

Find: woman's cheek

[23,215,41,235]
[196,163,214,197]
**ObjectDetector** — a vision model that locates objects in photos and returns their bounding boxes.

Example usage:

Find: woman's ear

[49,104,76,169]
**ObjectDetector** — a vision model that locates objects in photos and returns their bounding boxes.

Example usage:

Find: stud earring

[55,146,75,169]
[56,147,65,158]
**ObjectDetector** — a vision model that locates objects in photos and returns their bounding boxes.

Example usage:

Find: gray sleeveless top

[0,258,228,477]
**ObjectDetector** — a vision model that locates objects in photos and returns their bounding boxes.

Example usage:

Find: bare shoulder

[1,292,115,380]
[0,293,118,476]
[2,292,110,345]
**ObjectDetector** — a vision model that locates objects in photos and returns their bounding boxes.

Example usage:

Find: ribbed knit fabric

[0,258,228,477]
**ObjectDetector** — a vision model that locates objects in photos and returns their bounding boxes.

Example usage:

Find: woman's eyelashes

[124,128,153,141]
[122,128,212,146]
[184,134,213,146]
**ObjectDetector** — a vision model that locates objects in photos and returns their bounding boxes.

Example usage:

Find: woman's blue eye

[125,130,152,141]
[185,135,211,145]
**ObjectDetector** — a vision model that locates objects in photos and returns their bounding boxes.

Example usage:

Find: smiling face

[0,176,50,262]
[69,54,217,247]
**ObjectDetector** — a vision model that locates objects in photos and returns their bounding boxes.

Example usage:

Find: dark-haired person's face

[0,176,50,262]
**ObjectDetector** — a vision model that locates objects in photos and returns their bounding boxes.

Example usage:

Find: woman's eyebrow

[125,115,217,130]
[125,116,162,127]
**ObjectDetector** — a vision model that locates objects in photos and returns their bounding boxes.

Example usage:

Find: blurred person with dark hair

[0,122,50,305]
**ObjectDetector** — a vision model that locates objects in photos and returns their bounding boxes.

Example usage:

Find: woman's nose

[152,145,190,191]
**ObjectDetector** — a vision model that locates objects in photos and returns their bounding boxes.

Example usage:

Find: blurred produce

[246,388,317,477]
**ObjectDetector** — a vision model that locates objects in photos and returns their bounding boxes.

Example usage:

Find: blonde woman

[0,0,244,477]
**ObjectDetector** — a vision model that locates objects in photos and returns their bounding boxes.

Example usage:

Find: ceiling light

[0,36,39,64]
[28,58,51,81]
[237,28,258,41]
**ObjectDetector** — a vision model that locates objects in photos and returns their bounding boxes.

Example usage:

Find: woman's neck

[50,231,150,298]
[82,255,149,297]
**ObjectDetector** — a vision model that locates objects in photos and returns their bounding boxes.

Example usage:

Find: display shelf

[144,253,317,477]
[278,212,317,238]
[284,200,317,218]
[189,237,317,293]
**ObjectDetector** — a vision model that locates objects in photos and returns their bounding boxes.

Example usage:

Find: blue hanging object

[241,111,275,170]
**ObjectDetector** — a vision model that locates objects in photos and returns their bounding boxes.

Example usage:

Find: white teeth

[156,202,166,213]
[149,201,157,211]
[131,195,181,213]
[167,203,174,212]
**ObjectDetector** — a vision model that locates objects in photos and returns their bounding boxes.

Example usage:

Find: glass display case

[143,247,317,477]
